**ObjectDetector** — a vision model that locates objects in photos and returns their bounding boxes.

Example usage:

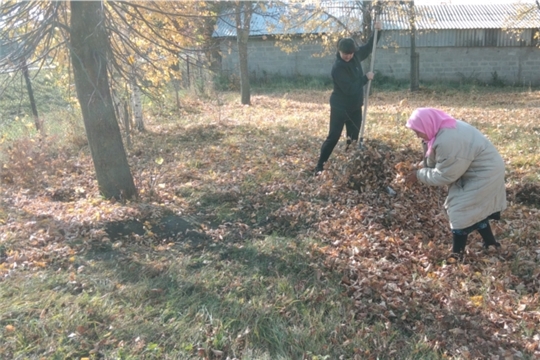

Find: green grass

[0,233,458,359]
[1,235,398,359]
[1,80,540,359]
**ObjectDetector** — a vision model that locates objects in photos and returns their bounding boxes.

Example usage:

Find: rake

[358,18,379,150]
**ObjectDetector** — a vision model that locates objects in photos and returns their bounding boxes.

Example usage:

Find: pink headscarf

[406,108,457,156]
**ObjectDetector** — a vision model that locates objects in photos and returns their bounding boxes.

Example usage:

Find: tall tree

[0,7,46,133]
[276,1,370,55]
[537,0,540,45]
[70,1,136,199]
[0,1,136,199]
[21,58,42,132]
[508,0,540,48]
[407,0,419,91]
[215,1,283,104]
[201,1,224,73]
[0,0,213,199]
[235,1,254,105]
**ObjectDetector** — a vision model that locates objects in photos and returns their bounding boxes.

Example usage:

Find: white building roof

[213,3,540,37]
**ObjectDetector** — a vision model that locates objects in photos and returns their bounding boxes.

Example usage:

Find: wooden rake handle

[358,21,379,149]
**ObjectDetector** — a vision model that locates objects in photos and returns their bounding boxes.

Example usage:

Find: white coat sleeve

[416,142,472,187]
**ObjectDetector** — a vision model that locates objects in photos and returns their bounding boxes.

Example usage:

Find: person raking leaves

[314,20,383,174]
[404,108,507,257]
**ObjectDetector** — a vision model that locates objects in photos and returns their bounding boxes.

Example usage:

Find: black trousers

[452,214,500,253]
[317,106,362,168]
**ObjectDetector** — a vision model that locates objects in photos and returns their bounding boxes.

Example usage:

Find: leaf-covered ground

[1,87,539,359]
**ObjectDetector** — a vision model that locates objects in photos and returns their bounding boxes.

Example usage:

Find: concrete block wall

[219,38,334,78]
[376,47,540,85]
[219,38,540,85]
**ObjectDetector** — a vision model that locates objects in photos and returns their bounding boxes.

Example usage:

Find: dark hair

[338,38,356,54]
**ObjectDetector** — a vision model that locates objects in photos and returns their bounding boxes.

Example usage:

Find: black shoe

[314,166,323,175]
[345,140,357,152]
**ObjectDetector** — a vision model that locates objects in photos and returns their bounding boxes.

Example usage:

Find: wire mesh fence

[0,60,220,145]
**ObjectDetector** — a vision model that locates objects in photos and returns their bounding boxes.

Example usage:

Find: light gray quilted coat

[416,120,507,229]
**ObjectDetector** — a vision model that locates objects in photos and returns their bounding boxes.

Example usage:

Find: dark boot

[345,138,352,152]
[478,223,501,249]
[488,212,501,220]
[452,233,468,254]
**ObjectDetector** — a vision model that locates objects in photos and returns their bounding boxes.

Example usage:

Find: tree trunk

[70,0,136,200]
[130,77,144,132]
[173,78,181,110]
[22,59,42,133]
[186,56,191,88]
[235,2,252,105]
[410,50,419,91]
[409,1,420,92]
[361,1,373,43]
[123,100,131,149]
[202,2,223,73]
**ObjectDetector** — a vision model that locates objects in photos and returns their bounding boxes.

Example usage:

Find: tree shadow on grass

[3,199,535,358]
[1,121,538,358]
[77,224,344,359]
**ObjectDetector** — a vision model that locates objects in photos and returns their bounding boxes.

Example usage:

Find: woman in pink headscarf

[405,108,507,257]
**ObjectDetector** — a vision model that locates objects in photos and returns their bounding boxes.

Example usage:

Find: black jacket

[330,31,380,112]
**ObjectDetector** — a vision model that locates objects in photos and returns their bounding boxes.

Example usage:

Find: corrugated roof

[213,3,362,37]
[383,3,540,30]
[213,3,540,37]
